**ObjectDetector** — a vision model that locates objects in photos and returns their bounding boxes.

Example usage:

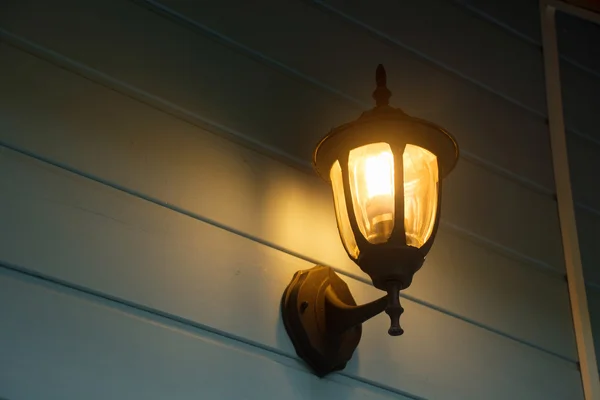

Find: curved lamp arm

[324,282,404,336]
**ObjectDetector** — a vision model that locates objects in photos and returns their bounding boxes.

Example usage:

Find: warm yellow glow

[329,143,439,251]
[330,161,359,259]
[348,143,395,244]
[365,154,394,198]
[403,144,439,247]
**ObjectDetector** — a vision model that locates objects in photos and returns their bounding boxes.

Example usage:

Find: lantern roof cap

[313,65,459,181]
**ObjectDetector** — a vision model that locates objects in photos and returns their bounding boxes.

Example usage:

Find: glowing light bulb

[365,152,394,199]
[349,143,395,244]
[332,142,439,249]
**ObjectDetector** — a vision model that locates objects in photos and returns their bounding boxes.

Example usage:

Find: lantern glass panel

[348,142,395,244]
[330,160,360,259]
[403,144,439,247]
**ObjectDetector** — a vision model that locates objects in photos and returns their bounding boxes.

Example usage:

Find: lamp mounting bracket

[281,265,398,377]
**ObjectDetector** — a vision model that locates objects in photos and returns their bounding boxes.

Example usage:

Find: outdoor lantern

[281,65,459,377]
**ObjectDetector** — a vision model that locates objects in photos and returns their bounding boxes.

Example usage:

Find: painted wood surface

[470,0,600,380]
[576,209,600,286]
[547,3,600,378]
[0,0,555,192]
[157,0,600,190]
[0,41,580,360]
[587,289,600,370]
[143,0,600,286]
[318,0,548,114]
[452,0,600,223]
[8,0,600,286]
[568,135,600,216]
[309,0,600,211]
[0,148,582,400]
[312,0,600,212]
[540,6,600,397]
[0,28,566,272]
[457,0,600,76]
[6,0,600,222]
[0,268,412,400]
[555,11,600,74]
[324,0,600,145]
[0,0,589,397]
[10,0,598,280]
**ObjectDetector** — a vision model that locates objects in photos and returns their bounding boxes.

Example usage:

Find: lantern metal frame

[281,65,459,377]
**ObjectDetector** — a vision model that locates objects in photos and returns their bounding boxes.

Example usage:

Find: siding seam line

[0,263,428,400]
[307,0,542,115]
[133,0,600,223]
[305,0,600,146]
[586,281,600,292]
[453,0,542,46]
[132,0,600,196]
[453,0,600,81]
[0,31,572,274]
[129,0,557,198]
[540,4,600,397]
[0,14,575,203]
[0,30,582,274]
[0,142,577,363]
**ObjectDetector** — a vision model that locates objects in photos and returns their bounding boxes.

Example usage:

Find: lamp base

[280,265,361,377]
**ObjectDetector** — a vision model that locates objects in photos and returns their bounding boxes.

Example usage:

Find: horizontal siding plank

[586,287,600,371]
[442,160,564,271]
[0,42,568,275]
[0,21,567,273]
[0,268,411,400]
[315,0,600,164]
[576,208,600,286]
[0,44,572,357]
[318,0,547,114]
[0,147,577,361]
[154,0,600,181]
[560,62,600,145]
[457,0,600,147]
[458,0,600,75]
[568,135,600,212]
[0,146,577,360]
[456,0,541,45]
[156,0,557,193]
[0,149,582,399]
[0,0,361,167]
[556,12,600,75]
[0,0,555,192]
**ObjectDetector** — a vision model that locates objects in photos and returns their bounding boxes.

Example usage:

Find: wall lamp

[281,65,459,377]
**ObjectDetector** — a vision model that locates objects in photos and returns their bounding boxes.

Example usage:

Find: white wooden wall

[1,0,596,398]
[553,5,600,374]
[457,0,600,375]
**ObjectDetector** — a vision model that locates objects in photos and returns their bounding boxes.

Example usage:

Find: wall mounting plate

[280,265,361,377]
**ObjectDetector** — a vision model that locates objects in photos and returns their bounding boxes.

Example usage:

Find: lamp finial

[373,64,392,106]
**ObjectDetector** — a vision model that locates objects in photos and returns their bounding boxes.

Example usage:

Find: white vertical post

[540,1,600,399]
